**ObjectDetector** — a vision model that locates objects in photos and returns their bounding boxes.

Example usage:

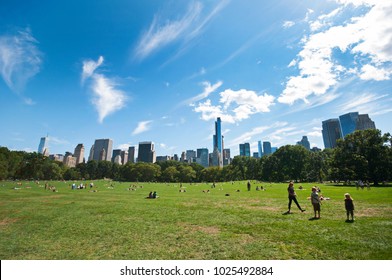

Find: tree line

[1,129,391,184]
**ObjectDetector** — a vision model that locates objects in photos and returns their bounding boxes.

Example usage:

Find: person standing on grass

[311,187,321,219]
[344,193,355,222]
[287,181,305,213]
[247,180,251,191]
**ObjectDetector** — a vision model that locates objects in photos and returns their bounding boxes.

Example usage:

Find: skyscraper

[322,119,342,149]
[258,140,263,157]
[137,141,156,163]
[128,146,135,163]
[92,139,113,161]
[356,114,376,131]
[212,117,223,167]
[296,136,310,150]
[38,136,49,155]
[196,148,209,168]
[213,117,223,155]
[186,150,196,163]
[112,149,122,163]
[73,144,84,164]
[339,112,359,138]
[239,143,251,157]
[263,141,272,156]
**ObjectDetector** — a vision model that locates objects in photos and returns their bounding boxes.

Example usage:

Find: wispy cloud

[81,55,103,83]
[81,56,128,123]
[0,28,42,97]
[132,120,153,135]
[185,80,222,105]
[134,1,229,61]
[337,92,390,115]
[134,2,202,60]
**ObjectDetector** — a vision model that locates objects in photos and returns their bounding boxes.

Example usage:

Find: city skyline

[1,0,391,157]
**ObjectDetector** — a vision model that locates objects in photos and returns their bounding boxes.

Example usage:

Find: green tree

[161,166,179,182]
[332,129,391,185]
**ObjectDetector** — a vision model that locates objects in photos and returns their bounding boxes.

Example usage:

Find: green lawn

[1,180,391,260]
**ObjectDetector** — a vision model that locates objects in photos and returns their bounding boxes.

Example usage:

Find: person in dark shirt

[344,193,355,222]
[287,181,305,213]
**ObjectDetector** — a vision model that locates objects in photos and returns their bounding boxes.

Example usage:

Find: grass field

[1,180,391,260]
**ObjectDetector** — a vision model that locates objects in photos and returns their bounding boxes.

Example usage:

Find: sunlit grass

[0,180,391,259]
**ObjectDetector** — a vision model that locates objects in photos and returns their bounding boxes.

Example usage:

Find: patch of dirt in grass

[0,217,19,227]
[179,223,220,235]
[356,207,392,218]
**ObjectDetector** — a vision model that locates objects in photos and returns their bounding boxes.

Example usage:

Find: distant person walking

[287,181,305,213]
[247,180,251,191]
[344,193,355,222]
[311,187,321,219]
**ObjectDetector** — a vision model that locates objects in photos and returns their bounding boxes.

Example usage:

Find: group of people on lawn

[285,181,355,222]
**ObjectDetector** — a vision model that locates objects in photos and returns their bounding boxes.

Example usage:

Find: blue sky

[0,0,391,157]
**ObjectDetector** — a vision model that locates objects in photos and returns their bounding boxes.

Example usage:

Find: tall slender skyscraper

[213,117,223,155]
[92,139,113,161]
[212,117,223,167]
[322,119,342,149]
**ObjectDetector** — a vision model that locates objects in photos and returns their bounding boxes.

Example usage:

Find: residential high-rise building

[120,150,128,165]
[112,149,122,163]
[339,112,359,138]
[196,148,209,168]
[186,150,196,163]
[137,141,156,163]
[88,145,94,161]
[322,119,342,149]
[356,114,376,131]
[263,141,272,156]
[73,144,84,165]
[258,140,263,157]
[213,117,223,155]
[223,148,231,166]
[239,143,251,157]
[92,139,113,161]
[38,136,49,155]
[296,136,310,150]
[128,146,135,163]
[211,147,223,167]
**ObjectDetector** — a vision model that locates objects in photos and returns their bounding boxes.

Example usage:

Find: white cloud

[91,74,127,123]
[193,87,275,123]
[283,21,295,28]
[134,2,202,60]
[0,28,42,94]
[82,56,128,123]
[279,1,392,105]
[132,120,153,135]
[359,64,391,81]
[185,80,222,105]
[338,92,389,113]
[81,55,103,83]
